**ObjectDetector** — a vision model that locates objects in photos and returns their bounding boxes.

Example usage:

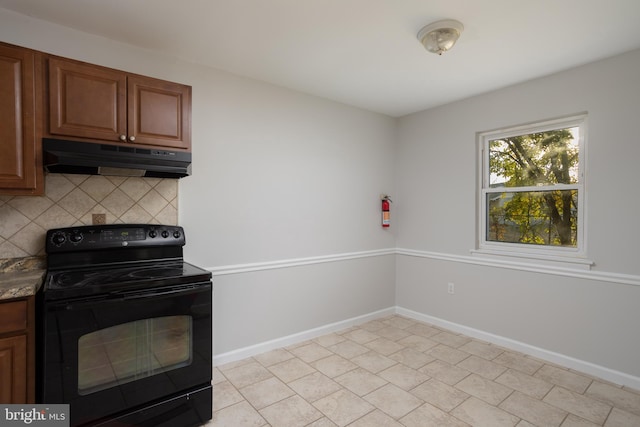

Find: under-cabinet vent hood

[43,138,191,178]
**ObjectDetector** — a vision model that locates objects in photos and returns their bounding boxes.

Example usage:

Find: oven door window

[77,315,193,395]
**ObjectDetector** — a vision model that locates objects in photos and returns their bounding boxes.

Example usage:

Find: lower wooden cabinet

[0,335,27,403]
[0,297,35,403]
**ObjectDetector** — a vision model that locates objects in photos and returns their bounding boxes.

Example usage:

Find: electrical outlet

[448,282,455,294]
[92,214,106,225]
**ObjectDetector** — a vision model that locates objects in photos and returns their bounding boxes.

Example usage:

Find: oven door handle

[52,283,211,309]
[115,283,210,300]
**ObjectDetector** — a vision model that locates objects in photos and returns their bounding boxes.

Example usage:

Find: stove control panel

[46,224,186,253]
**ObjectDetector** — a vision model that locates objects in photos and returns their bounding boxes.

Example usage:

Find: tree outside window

[479,115,586,256]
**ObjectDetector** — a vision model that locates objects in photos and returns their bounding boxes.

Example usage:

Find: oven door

[39,282,212,426]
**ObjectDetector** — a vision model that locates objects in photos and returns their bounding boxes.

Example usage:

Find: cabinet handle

[119,135,127,141]
[129,136,136,142]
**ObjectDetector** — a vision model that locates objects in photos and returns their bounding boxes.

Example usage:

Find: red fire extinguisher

[381,195,392,228]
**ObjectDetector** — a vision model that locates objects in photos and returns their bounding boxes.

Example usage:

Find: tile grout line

[211,315,640,426]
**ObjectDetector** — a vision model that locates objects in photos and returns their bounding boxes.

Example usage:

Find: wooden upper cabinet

[0,43,43,195]
[49,58,126,142]
[127,75,191,150]
[48,57,191,151]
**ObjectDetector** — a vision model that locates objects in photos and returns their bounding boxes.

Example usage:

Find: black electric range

[38,224,213,427]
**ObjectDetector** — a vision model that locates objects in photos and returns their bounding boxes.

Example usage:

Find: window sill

[470,248,594,271]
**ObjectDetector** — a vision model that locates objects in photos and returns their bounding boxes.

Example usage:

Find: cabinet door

[0,44,42,195]
[49,57,127,142]
[127,75,191,150]
[0,335,27,403]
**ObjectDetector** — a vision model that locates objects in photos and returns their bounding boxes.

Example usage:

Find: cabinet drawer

[0,300,28,334]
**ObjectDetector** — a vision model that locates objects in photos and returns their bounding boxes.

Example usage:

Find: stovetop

[49,262,188,289]
[42,224,211,301]
[43,260,211,301]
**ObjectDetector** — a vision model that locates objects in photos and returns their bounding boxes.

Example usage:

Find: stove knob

[52,232,66,246]
[149,230,158,238]
[161,230,170,238]
[69,233,83,243]
[173,230,181,239]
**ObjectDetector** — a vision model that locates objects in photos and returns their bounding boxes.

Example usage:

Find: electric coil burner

[37,224,212,427]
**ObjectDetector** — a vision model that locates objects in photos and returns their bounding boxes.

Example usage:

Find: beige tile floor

[207,315,640,427]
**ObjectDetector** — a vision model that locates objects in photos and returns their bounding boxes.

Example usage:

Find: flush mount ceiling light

[417,19,464,55]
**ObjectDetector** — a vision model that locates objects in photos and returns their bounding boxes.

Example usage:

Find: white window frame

[474,114,591,268]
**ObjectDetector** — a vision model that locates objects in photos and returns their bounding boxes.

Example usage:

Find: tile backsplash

[0,173,178,258]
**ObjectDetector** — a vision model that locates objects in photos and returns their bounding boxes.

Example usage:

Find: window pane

[489,127,579,188]
[77,316,192,395]
[486,190,578,247]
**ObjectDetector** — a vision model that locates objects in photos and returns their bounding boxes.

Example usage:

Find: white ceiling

[2,0,640,117]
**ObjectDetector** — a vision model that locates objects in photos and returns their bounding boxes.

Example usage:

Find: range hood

[43,138,191,178]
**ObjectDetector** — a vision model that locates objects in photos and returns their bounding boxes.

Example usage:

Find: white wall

[178,63,398,357]
[0,8,397,358]
[180,67,397,267]
[178,48,398,357]
[395,49,640,382]
[214,255,396,356]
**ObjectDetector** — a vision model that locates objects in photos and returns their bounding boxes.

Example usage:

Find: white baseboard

[213,307,396,366]
[213,305,640,390]
[396,307,640,391]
